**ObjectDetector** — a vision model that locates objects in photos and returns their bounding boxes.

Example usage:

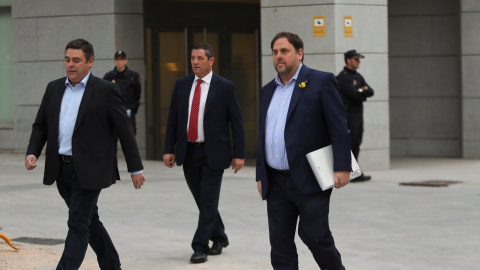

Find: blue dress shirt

[265,63,303,170]
[57,73,142,175]
[58,73,90,155]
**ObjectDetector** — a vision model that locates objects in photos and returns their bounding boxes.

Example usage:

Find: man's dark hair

[65,39,95,61]
[192,43,214,59]
[270,32,304,62]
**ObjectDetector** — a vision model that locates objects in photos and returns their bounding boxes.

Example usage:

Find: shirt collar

[195,70,213,85]
[275,63,303,86]
[65,72,91,88]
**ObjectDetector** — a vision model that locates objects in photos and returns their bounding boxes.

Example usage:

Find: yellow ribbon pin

[299,81,307,88]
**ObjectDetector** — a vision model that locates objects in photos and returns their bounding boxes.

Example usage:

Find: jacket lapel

[73,75,95,134]
[52,79,67,140]
[258,80,276,142]
[204,74,218,116]
[286,65,310,122]
[181,75,195,123]
[259,81,276,124]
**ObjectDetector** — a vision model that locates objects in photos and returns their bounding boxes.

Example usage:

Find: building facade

[1,0,479,171]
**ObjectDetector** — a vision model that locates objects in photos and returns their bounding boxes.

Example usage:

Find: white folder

[306,145,362,191]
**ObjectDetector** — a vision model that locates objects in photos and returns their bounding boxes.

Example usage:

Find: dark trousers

[266,167,342,270]
[182,143,228,253]
[56,161,120,270]
[347,111,363,160]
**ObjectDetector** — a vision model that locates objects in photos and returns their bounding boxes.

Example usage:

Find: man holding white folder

[256,32,351,270]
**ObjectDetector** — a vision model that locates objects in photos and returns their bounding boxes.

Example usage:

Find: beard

[274,61,294,76]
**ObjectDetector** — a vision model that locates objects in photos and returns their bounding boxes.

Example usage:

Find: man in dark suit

[163,43,245,264]
[256,32,350,270]
[25,39,145,270]
[337,50,375,182]
[103,50,141,135]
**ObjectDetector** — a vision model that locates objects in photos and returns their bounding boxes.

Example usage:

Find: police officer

[336,50,374,182]
[104,50,141,134]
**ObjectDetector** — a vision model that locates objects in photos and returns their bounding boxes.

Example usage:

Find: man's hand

[25,156,37,170]
[131,173,145,189]
[257,180,262,198]
[163,154,175,168]
[231,158,244,174]
[334,171,350,189]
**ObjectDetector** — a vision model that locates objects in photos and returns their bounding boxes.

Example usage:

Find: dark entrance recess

[144,0,261,160]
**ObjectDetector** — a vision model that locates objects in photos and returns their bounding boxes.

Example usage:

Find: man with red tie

[163,43,246,264]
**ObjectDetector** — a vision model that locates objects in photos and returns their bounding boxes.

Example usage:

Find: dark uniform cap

[344,50,364,59]
[114,50,127,58]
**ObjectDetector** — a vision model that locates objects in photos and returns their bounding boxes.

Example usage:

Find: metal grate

[11,237,64,246]
[399,180,462,187]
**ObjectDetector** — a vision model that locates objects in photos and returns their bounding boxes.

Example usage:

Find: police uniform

[336,51,374,163]
[103,51,141,134]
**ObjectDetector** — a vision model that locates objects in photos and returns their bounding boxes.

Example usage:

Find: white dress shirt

[186,71,213,142]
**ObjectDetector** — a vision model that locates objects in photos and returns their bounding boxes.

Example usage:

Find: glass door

[146,27,259,160]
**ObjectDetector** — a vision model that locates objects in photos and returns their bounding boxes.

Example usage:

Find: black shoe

[350,173,371,182]
[209,239,229,255]
[190,251,207,263]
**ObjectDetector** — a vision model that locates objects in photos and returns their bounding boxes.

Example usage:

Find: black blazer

[164,73,246,169]
[256,65,351,199]
[27,75,143,189]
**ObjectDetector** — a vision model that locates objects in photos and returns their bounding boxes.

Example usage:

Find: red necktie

[188,79,202,142]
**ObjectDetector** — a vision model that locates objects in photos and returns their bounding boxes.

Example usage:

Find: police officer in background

[336,50,374,182]
[104,50,141,134]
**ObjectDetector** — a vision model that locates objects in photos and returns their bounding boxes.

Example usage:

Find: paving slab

[1,153,479,269]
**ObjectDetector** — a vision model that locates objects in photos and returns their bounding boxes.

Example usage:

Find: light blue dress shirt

[57,72,142,175]
[265,63,303,170]
[58,73,90,155]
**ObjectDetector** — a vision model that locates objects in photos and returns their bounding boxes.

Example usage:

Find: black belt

[268,166,290,175]
[59,155,73,162]
[188,142,204,147]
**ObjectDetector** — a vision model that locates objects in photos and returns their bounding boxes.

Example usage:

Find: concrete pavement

[1,153,479,269]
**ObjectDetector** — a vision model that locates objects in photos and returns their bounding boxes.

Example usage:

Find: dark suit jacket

[336,66,374,113]
[103,66,141,111]
[256,65,351,199]
[164,73,246,169]
[27,74,143,190]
